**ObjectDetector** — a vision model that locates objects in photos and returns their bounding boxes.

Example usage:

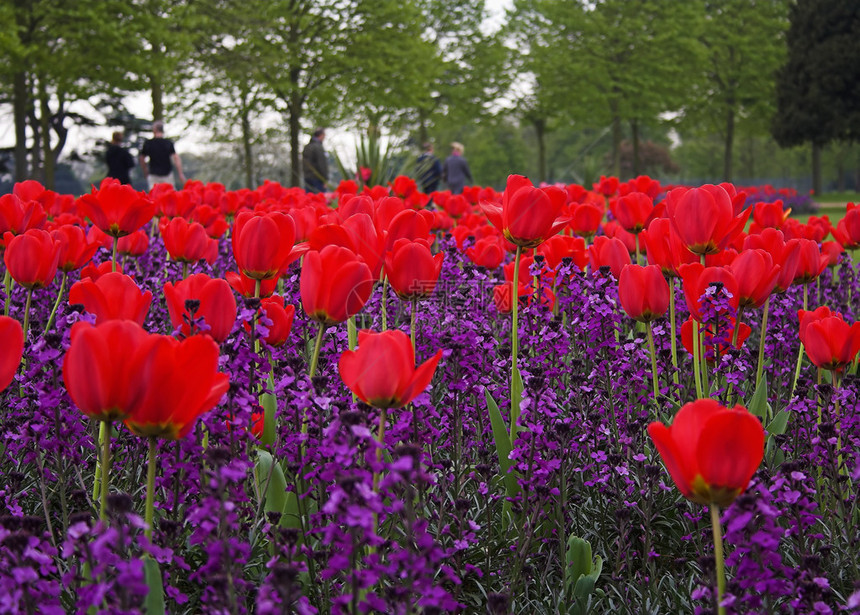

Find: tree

[0,0,143,186]
[681,0,789,182]
[518,0,704,180]
[772,0,860,194]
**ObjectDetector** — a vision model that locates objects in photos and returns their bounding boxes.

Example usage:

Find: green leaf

[510,365,524,439]
[485,388,520,497]
[143,557,165,615]
[766,409,790,436]
[259,372,277,446]
[254,450,301,528]
[565,535,593,592]
[747,373,769,419]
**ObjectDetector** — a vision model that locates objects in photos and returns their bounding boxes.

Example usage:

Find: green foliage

[772,1,860,148]
[565,536,604,615]
[332,131,412,189]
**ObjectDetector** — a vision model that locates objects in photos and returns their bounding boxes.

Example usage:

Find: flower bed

[0,176,858,614]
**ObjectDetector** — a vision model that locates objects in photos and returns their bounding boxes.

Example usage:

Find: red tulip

[225,270,278,299]
[588,236,631,279]
[0,193,47,249]
[301,246,374,325]
[385,238,444,301]
[117,229,149,257]
[728,249,781,308]
[594,175,618,197]
[75,178,155,237]
[231,211,299,280]
[647,399,764,506]
[681,316,751,364]
[833,203,860,249]
[537,235,588,272]
[0,316,24,393]
[792,238,829,285]
[618,264,669,322]
[568,202,604,238]
[642,218,698,277]
[257,296,295,347]
[80,261,123,282]
[3,229,60,289]
[752,200,790,229]
[610,192,658,234]
[384,209,434,250]
[161,216,218,264]
[51,225,100,273]
[743,229,800,293]
[602,220,637,254]
[481,175,569,249]
[123,333,229,439]
[665,185,750,255]
[164,274,237,343]
[62,320,159,421]
[69,272,152,325]
[391,175,417,199]
[338,329,442,408]
[678,263,739,322]
[798,306,833,341]
[466,236,506,269]
[820,240,844,267]
[799,312,860,372]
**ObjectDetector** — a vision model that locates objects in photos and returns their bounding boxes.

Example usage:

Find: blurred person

[442,141,472,195]
[105,131,135,185]
[415,141,442,193]
[139,120,186,189]
[302,127,328,193]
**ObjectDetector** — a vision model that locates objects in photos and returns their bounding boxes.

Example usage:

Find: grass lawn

[793,204,846,224]
[814,191,860,204]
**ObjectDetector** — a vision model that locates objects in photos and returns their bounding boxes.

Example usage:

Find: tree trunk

[288,94,302,188]
[38,78,54,189]
[723,106,735,182]
[812,142,822,196]
[13,71,29,181]
[241,105,254,188]
[631,118,640,177]
[418,109,429,147]
[151,75,164,122]
[28,88,42,182]
[534,117,546,184]
[610,100,621,178]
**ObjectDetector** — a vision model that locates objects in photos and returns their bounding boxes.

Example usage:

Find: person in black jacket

[139,120,186,189]
[302,128,328,193]
[105,132,135,185]
[415,142,442,193]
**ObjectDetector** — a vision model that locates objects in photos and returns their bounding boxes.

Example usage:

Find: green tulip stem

[731,306,744,348]
[710,504,727,615]
[510,246,522,433]
[410,298,417,351]
[44,272,67,334]
[308,324,325,380]
[21,287,33,346]
[182,262,189,280]
[669,278,680,389]
[111,238,118,273]
[803,283,808,312]
[381,276,389,331]
[145,437,157,542]
[692,319,704,399]
[646,321,660,402]
[371,406,389,537]
[99,420,111,522]
[634,233,640,265]
[755,296,770,392]
[790,341,805,399]
[3,268,11,316]
[833,372,844,474]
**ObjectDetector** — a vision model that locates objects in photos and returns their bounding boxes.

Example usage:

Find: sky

[0,0,515,172]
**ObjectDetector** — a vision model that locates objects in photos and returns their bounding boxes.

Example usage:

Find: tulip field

[1,174,859,614]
